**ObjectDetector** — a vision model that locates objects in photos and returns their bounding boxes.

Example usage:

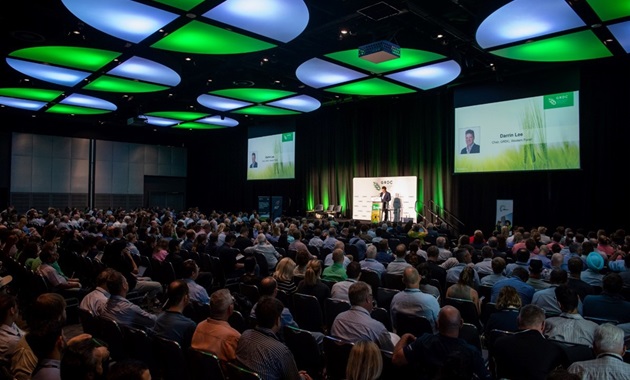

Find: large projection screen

[352,176,417,221]
[454,91,580,173]
[247,132,295,180]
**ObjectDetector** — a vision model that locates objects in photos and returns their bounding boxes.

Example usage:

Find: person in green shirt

[322,249,348,282]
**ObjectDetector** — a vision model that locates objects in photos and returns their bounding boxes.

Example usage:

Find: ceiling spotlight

[185,57,192,61]
[340,29,349,35]
[274,80,281,84]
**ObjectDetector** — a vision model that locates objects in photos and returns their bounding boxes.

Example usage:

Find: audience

[330,262,361,301]
[79,268,113,316]
[273,257,298,295]
[100,270,156,329]
[567,323,630,378]
[345,341,382,380]
[296,259,330,307]
[191,288,241,361]
[153,279,197,349]
[322,249,349,282]
[0,293,24,360]
[583,272,630,323]
[544,285,598,347]
[386,244,412,275]
[390,267,440,333]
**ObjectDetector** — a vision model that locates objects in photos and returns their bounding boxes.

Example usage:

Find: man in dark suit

[461,129,480,154]
[249,152,258,168]
[381,186,391,221]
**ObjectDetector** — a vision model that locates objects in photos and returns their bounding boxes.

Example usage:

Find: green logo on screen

[282,133,294,142]
[544,92,574,109]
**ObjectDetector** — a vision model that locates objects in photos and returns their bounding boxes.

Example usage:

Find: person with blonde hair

[273,257,297,294]
[346,340,383,380]
[484,285,521,339]
[296,259,330,306]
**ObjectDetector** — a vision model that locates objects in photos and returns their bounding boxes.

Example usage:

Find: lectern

[371,197,382,223]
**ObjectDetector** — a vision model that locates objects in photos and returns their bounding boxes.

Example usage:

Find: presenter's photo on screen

[249,152,258,168]
[461,128,480,154]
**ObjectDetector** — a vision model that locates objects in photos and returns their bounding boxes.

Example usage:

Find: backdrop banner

[352,176,417,222]
[495,199,514,228]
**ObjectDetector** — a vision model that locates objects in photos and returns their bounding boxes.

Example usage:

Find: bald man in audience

[390,267,440,333]
[393,305,490,379]
[191,289,241,361]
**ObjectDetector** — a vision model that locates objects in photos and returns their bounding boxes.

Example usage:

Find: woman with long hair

[296,259,330,306]
[446,266,480,314]
[273,257,297,295]
[346,340,383,380]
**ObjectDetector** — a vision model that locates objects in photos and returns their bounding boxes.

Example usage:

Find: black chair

[388,238,401,253]
[292,293,325,333]
[429,278,445,300]
[323,336,354,380]
[444,297,482,330]
[153,335,189,380]
[321,279,337,290]
[239,283,260,304]
[283,326,324,378]
[459,322,482,351]
[307,245,321,260]
[376,287,399,311]
[121,324,154,370]
[551,341,594,366]
[228,310,248,333]
[478,285,493,304]
[394,313,433,337]
[324,298,351,332]
[286,249,298,261]
[225,361,262,380]
[480,302,498,326]
[78,308,98,336]
[94,316,127,362]
[370,307,392,332]
[344,244,360,262]
[383,273,405,291]
[276,289,292,310]
[253,253,270,277]
[360,270,381,298]
[188,348,226,380]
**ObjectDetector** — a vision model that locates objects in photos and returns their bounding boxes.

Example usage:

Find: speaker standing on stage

[380,186,391,222]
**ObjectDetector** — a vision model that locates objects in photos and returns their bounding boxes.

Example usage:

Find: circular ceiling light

[476,0,630,61]
[61,0,309,54]
[296,48,461,96]
[7,46,180,92]
[142,111,239,130]
[197,88,320,115]
[0,88,116,114]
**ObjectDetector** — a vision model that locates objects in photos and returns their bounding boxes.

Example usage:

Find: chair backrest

[283,326,324,377]
[188,348,225,380]
[478,285,493,303]
[324,298,351,332]
[551,341,594,366]
[360,270,381,298]
[228,310,248,334]
[376,287,399,311]
[78,308,98,336]
[292,293,324,333]
[225,362,262,380]
[239,283,260,304]
[333,205,342,213]
[326,205,335,212]
[121,324,154,369]
[153,335,189,380]
[314,204,324,212]
[307,245,321,259]
[321,279,337,290]
[94,316,127,361]
[458,322,481,350]
[323,335,354,380]
[444,297,481,330]
[344,244,360,262]
[480,302,498,326]
[370,307,392,332]
[394,313,433,337]
[253,253,270,277]
[383,273,405,291]
[275,289,292,310]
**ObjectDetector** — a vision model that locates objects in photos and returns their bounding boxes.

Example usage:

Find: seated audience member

[566,256,593,301]
[484,286,521,350]
[426,245,447,287]
[293,249,311,279]
[330,281,395,351]
[568,323,630,379]
[79,268,113,316]
[324,242,351,268]
[480,257,507,286]
[0,293,24,360]
[527,259,550,291]
[296,259,330,307]
[345,341,382,380]
[583,272,630,324]
[273,257,298,295]
[100,270,156,329]
[491,267,535,305]
[28,322,65,380]
[435,236,452,261]
[390,267,440,333]
[182,259,210,305]
[359,245,386,277]
[392,305,490,380]
[446,248,480,288]
[544,285,598,347]
[330,262,361,302]
[581,251,605,287]
[217,233,244,279]
[474,246,494,276]
[447,267,481,317]
[244,234,282,271]
[493,305,565,380]
[541,253,564,281]
[416,263,441,300]
[239,256,261,287]
[11,293,70,380]
[531,269,571,316]
[250,277,298,329]
[60,335,110,380]
[505,248,530,277]
[323,249,349,282]
[236,297,313,380]
[386,244,412,275]
[37,246,82,292]
[107,359,151,380]
[375,240,394,264]
[191,289,241,361]
[153,280,197,349]
[347,227,368,261]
